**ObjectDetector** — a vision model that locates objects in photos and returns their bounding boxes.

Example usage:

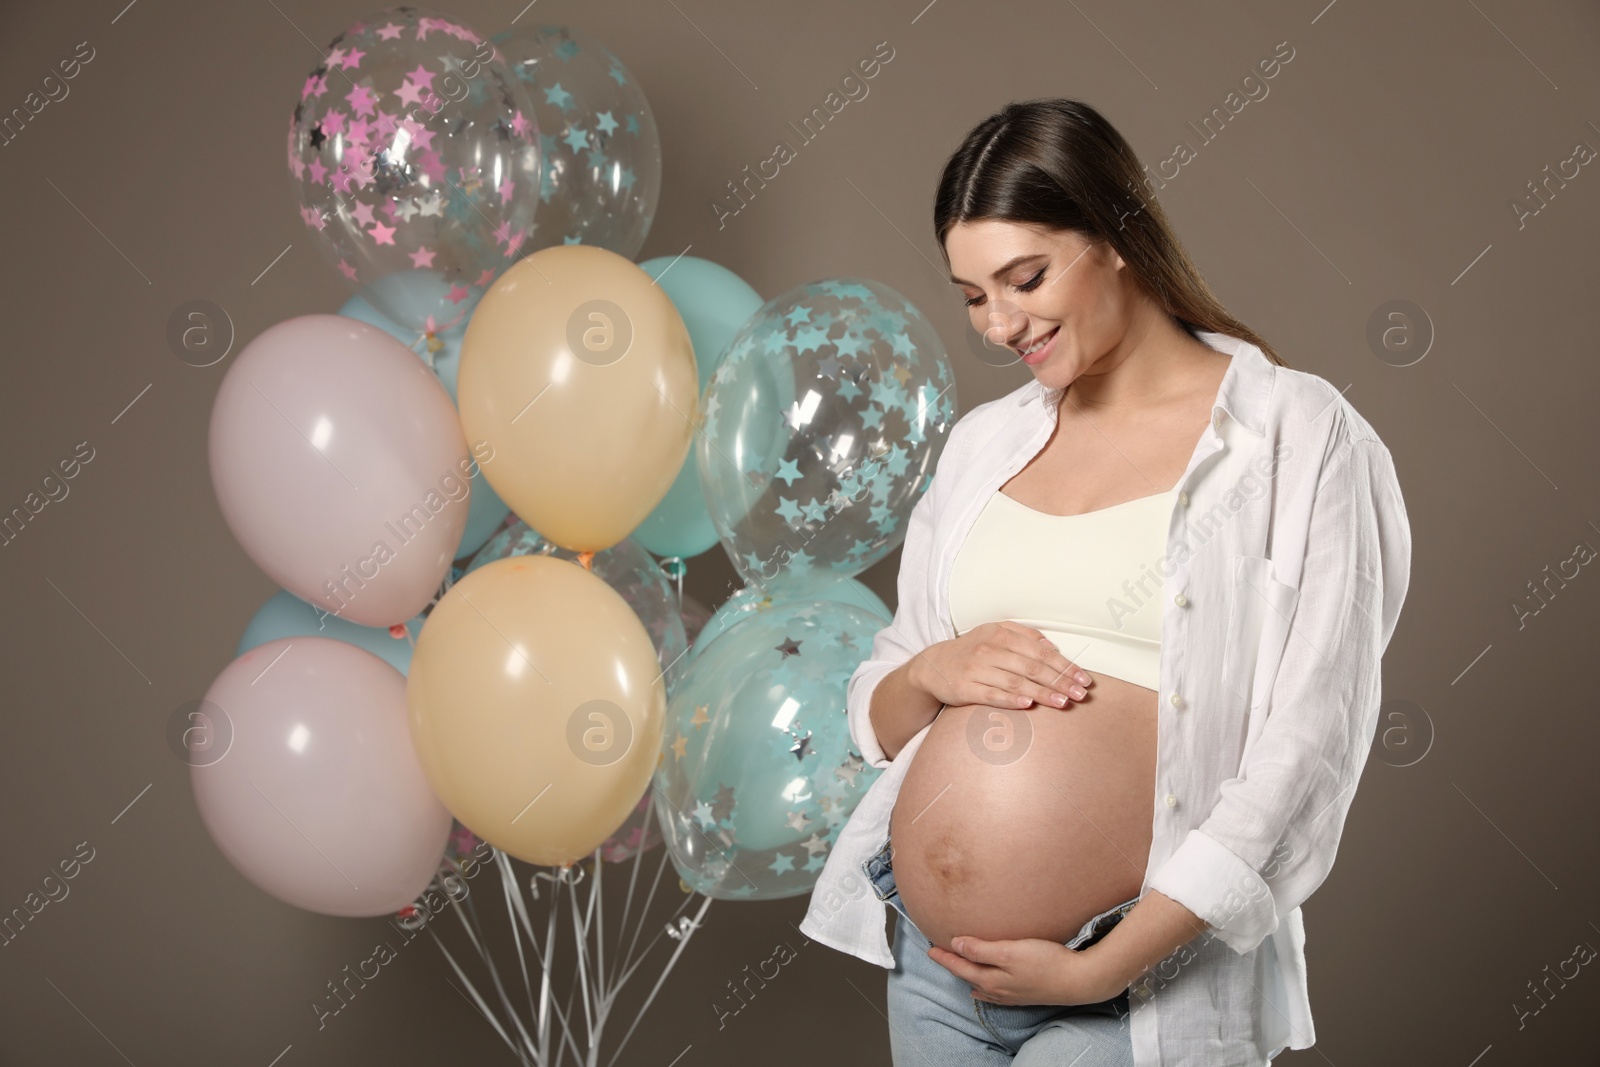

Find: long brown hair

[934,98,1288,368]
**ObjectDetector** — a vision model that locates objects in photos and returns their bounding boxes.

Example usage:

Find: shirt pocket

[1220,554,1302,710]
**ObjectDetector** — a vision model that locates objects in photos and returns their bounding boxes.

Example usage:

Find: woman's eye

[963,268,1045,308]
[1015,268,1046,292]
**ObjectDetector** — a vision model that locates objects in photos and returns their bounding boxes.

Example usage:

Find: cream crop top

[947,485,1177,691]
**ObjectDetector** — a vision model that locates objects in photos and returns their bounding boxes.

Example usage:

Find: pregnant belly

[888,676,1158,953]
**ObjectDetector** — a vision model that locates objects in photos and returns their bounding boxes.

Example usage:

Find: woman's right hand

[909,622,1093,710]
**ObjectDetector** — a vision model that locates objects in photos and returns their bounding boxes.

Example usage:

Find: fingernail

[1069,685,1087,700]
[1051,693,1067,707]
[1075,672,1092,686]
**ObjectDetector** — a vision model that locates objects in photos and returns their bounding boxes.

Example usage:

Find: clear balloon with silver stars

[654,598,883,900]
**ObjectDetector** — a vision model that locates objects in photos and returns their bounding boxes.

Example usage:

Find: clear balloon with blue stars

[687,571,889,666]
[490,24,661,257]
[655,598,885,900]
[697,277,957,592]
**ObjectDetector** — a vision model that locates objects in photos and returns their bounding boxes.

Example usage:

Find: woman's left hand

[927,935,1126,1006]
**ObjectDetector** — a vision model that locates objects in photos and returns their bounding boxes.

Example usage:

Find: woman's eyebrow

[949,252,1047,286]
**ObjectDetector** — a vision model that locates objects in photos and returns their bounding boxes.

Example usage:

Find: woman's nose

[983,301,1028,346]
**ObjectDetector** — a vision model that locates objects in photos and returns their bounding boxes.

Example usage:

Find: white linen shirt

[799,331,1413,1066]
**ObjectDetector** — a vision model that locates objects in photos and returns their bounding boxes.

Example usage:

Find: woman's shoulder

[1256,355,1406,512]
[1266,359,1388,455]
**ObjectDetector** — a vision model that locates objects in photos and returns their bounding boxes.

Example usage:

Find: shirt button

[1178,491,1189,507]
[1170,692,1183,708]
[1173,593,1188,608]
[1165,793,1178,808]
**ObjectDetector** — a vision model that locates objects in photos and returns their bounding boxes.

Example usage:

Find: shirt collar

[1018,329,1273,436]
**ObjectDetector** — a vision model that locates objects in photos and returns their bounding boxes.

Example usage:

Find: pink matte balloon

[191,636,452,916]
[209,314,472,627]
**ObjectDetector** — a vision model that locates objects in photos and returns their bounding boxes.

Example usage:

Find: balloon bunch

[199,6,678,923]
[195,5,955,1059]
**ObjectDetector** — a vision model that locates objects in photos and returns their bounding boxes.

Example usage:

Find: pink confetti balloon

[287,6,541,334]
[209,314,472,628]
[192,637,453,917]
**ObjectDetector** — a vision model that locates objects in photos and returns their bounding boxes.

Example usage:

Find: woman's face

[944,219,1131,389]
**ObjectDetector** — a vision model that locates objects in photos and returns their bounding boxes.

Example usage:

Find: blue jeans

[865,835,1139,1067]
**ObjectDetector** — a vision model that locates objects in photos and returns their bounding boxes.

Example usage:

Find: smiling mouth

[1014,326,1058,356]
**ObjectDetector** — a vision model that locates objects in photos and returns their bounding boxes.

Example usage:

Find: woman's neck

[1061,308,1212,414]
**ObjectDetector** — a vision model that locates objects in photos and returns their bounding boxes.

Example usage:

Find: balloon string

[659,556,686,605]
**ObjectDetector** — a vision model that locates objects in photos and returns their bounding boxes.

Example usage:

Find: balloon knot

[388,623,408,639]
[576,550,595,571]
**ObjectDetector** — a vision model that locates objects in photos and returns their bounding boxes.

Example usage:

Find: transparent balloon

[697,278,957,592]
[490,23,661,257]
[655,599,885,900]
[688,572,889,665]
[287,6,541,333]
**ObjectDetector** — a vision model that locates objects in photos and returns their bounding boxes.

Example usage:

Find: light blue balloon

[338,287,469,403]
[354,269,485,355]
[454,467,510,560]
[689,573,889,665]
[630,256,762,560]
[338,288,511,560]
[236,589,423,676]
[697,278,957,590]
[457,490,513,561]
[655,599,885,900]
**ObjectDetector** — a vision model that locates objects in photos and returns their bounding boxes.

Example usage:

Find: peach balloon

[406,555,666,867]
[455,244,698,552]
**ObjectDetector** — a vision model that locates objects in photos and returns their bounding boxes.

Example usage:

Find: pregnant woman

[799,98,1412,1067]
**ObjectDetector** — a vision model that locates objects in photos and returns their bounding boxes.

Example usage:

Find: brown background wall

[2,0,1597,1063]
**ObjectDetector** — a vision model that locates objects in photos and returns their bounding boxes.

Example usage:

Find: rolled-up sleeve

[1148,437,1412,953]
[846,425,964,769]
